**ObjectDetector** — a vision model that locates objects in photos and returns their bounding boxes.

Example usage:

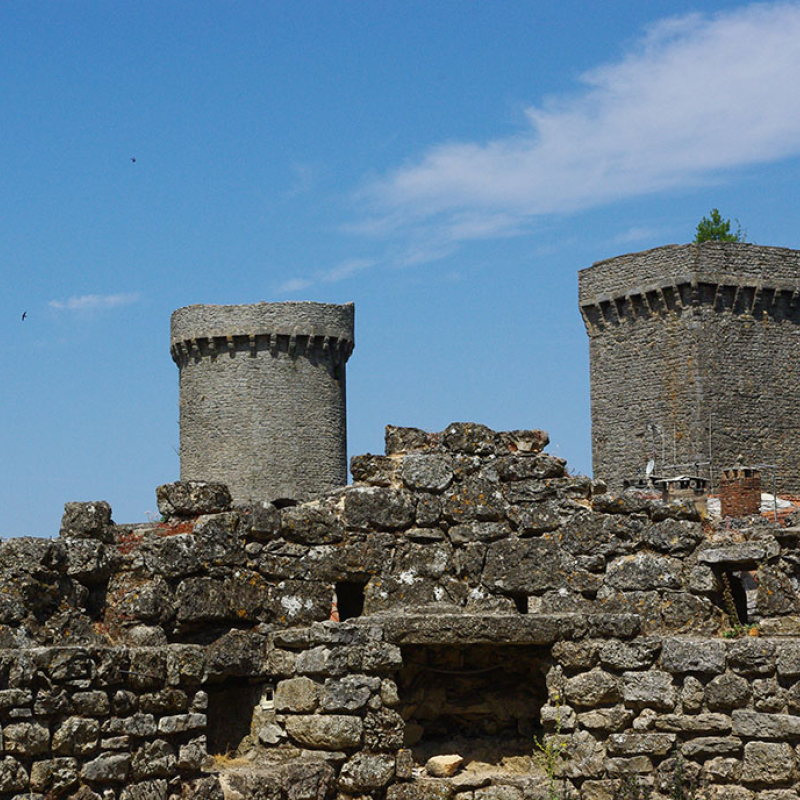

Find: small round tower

[170,301,354,504]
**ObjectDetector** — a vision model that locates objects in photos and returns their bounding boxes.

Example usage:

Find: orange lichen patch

[157,519,197,536]
[116,529,145,555]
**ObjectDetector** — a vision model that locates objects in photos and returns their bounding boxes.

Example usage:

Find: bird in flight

[130,157,136,163]
[21,312,27,321]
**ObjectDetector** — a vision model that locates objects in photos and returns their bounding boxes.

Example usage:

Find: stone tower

[171,301,354,504]
[579,242,800,492]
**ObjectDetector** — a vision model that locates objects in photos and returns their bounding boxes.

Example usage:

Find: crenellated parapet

[580,243,800,334]
[170,330,354,367]
[170,300,354,364]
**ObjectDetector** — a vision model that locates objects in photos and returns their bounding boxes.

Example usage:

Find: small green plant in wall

[533,693,571,800]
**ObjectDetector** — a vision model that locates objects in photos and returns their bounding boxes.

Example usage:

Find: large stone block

[284,715,362,749]
[338,752,395,792]
[344,487,415,531]
[661,638,726,673]
[156,482,232,517]
[621,671,676,711]
[741,741,795,784]
[564,669,621,707]
[401,454,454,493]
[60,501,114,541]
[80,752,131,783]
[275,677,320,713]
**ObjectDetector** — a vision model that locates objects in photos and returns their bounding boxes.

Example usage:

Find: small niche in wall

[335,581,366,621]
[721,570,750,624]
[510,593,528,614]
[206,680,274,756]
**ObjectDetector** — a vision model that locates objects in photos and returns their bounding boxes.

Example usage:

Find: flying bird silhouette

[130,157,136,163]
[21,312,27,321]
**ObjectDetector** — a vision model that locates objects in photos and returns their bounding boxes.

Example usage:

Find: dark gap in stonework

[336,580,366,621]
[396,645,549,768]
[510,593,528,614]
[206,680,267,755]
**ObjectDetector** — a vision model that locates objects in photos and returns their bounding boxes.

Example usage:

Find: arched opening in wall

[335,580,366,621]
[396,645,549,768]
[206,680,275,756]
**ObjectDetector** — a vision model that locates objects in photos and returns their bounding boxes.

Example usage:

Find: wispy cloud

[358,3,800,244]
[276,258,377,294]
[49,292,140,311]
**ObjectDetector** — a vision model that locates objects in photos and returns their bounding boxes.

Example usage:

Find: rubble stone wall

[4,423,800,799]
[579,242,800,492]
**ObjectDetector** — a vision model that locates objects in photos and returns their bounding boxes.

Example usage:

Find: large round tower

[170,301,354,504]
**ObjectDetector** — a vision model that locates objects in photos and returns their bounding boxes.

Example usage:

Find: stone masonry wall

[4,424,800,799]
[579,242,800,493]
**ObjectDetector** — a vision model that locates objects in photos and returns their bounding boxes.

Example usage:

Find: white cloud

[49,292,140,311]
[359,3,800,241]
[276,258,377,293]
[276,278,313,294]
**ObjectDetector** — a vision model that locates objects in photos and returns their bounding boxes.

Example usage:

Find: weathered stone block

[444,478,506,523]
[577,707,633,733]
[607,733,676,756]
[72,691,110,716]
[622,671,676,711]
[157,713,206,734]
[131,740,176,779]
[603,755,653,775]
[104,713,157,738]
[0,756,29,793]
[732,710,800,739]
[605,554,683,591]
[344,487,415,531]
[156,481,232,517]
[281,503,345,544]
[60,501,114,541]
[3,722,50,756]
[661,638,726,673]
[275,677,320,713]
[729,639,777,676]
[401,454,454,493]
[741,741,795,784]
[350,454,398,487]
[680,737,742,757]
[706,671,753,710]
[52,717,100,755]
[654,713,731,734]
[283,760,335,800]
[387,780,454,800]
[120,779,169,800]
[29,757,79,794]
[284,715,362,749]
[600,639,660,671]
[80,752,131,783]
[338,752,396,791]
[320,675,380,713]
[564,669,621,707]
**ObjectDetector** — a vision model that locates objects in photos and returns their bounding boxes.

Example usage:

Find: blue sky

[4,1,800,536]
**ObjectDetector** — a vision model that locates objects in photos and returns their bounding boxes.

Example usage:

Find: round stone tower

[170,301,354,504]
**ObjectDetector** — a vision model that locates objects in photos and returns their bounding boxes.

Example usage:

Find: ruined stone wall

[580,242,800,492]
[171,302,354,504]
[5,424,800,799]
